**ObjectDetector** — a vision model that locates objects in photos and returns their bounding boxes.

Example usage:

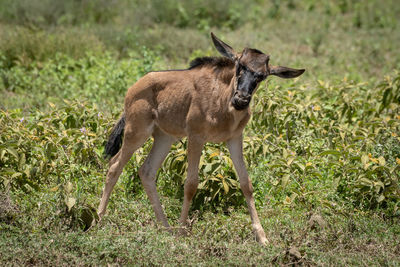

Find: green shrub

[0,25,104,68]
[247,74,400,212]
[0,102,108,190]
[1,60,400,219]
[0,51,158,110]
[0,0,117,26]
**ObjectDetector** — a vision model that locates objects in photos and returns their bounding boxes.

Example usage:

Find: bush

[0,25,104,68]
[247,74,400,212]
[0,51,157,110]
[1,57,400,219]
[0,0,117,26]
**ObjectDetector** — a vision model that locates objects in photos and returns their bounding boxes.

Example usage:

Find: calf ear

[211,32,236,61]
[269,65,305,78]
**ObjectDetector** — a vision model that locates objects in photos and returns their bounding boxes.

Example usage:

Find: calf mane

[189,57,234,84]
[189,57,234,70]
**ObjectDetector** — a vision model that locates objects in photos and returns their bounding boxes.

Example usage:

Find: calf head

[211,32,305,110]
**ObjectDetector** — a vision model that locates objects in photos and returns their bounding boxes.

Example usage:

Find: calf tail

[104,114,126,158]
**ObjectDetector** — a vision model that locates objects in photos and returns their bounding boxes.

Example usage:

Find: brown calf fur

[98,33,305,245]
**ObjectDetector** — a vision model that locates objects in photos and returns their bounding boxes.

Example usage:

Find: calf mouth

[231,96,250,110]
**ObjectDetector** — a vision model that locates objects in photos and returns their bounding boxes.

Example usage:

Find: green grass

[1,0,400,266]
[1,198,399,265]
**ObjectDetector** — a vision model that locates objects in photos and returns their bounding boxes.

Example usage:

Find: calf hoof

[257,236,268,246]
[254,227,268,245]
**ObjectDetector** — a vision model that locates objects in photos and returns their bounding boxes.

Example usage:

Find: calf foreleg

[227,135,267,245]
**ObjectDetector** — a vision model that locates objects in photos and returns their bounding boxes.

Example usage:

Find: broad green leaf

[269,164,286,169]
[65,181,73,193]
[175,155,185,162]
[359,178,372,186]
[361,154,369,165]
[19,153,26,169]
[377,195,385,203]
[65,197,76,212]
[203,164,212,174]
[293,162,305,172]
[339,131,345,140]
[11,172,22,178]
[318,150,341,157]
[222,156,233,168]
[282,149,288,159]
[281,174,290,188]
[222,179,229,194]
[378,156,386,166]
[0,149,6,160]
[6,148,19,160]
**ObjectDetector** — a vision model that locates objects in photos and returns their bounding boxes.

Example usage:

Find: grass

[1,198,399,265]
[1,0,400,266]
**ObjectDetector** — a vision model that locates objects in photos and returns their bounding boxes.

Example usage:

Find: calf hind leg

[98,126,151,218]
[138,130,175,228]
[179,137,204,226]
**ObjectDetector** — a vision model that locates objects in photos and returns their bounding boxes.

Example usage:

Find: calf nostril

[239,98,250,105]
[236,92,250,99]
[239,95,251,102]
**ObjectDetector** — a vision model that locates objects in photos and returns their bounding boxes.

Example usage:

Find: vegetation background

[1,0,399,265]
